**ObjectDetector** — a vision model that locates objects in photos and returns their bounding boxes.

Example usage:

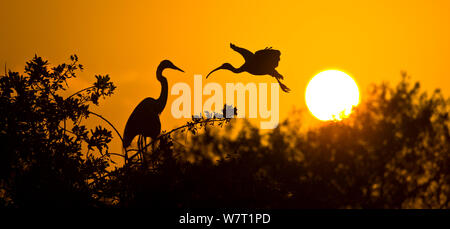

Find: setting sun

[305,70,360,121]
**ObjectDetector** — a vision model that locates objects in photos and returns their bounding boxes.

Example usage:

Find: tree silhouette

[137,73,449,209]
[0,55,116,207]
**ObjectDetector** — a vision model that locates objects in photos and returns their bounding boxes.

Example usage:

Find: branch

[124,118,230,163]
[89,111,123,144]
[140,117,230,153]
[67,86,95,99]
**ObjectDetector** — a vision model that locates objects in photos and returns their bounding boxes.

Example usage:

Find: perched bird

[123,60,184,158]
[206,43,290,92]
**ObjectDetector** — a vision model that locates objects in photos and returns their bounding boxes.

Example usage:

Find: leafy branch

[125,105,237,164]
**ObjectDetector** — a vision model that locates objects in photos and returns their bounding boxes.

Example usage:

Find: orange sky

[1,0,449,159]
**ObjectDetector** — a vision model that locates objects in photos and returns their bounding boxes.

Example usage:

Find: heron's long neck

[228,64,244,73]
[156,68,168,113]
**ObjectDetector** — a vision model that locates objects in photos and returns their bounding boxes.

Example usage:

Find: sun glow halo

[305,70,360,121]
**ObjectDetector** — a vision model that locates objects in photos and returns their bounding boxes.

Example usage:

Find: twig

[124,118,228,163]
[142,117,229,152]
[88,111,123,143]
[67,86,95,99]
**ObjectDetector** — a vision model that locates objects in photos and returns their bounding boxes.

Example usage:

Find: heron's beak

[170,63,184,73]
[206,66,223,79]
[173,65,184,73]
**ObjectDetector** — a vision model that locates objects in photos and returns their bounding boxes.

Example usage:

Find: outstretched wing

[230,43,254,61]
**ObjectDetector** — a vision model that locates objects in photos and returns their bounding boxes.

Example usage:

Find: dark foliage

[115,74,449,209]
[0,55,116,207]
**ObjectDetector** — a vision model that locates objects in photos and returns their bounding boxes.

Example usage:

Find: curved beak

[206,66,224,79]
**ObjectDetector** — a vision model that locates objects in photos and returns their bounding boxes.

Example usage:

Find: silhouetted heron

[123,60,183,163]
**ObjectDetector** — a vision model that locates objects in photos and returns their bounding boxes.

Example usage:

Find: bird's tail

[276,79,291,93]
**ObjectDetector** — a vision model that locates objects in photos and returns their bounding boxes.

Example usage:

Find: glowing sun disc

[305,70,360,121]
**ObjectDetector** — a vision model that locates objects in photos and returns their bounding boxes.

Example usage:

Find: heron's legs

[271,69,284,80]
[143,137,148,166]
[137,135,143,163]
[276,78,291,93]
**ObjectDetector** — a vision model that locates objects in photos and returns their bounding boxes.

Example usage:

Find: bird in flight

[206,43,290,92]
